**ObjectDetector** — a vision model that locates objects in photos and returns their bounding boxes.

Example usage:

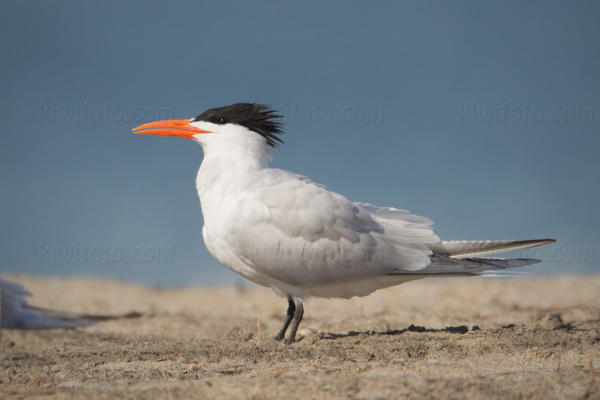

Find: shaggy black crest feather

[193,103,284,148]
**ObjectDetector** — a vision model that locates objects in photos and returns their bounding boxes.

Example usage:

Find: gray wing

[0,278,140,332]
[226,170,440,288]
[0,278,89,330]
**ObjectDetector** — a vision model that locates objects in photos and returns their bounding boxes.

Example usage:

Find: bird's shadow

[317,324,476,340]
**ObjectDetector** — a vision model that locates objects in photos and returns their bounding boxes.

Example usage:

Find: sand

[1,275,599,399]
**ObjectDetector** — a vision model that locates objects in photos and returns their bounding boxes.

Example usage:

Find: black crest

[193,103,284,148]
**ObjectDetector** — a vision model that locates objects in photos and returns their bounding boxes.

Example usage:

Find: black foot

[274,297,304,343]
[284,299,303,344]
[275,296,295,341]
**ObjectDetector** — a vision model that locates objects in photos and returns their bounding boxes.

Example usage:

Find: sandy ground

[1,275,599,399]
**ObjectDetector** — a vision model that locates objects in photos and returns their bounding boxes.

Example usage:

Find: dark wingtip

[538,239,557,244]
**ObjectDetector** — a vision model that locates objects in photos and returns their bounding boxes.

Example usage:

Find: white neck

[193,128,272,226]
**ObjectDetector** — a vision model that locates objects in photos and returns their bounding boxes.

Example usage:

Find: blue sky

[1,1,598,285]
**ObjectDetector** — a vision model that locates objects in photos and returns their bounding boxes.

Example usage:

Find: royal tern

[0,278,140,334]
[0,278,91,333]
[133,103,555,343]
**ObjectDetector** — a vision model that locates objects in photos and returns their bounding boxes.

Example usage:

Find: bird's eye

[209,116,227,124]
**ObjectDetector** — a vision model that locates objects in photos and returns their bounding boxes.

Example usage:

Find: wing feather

[225,170,439,288]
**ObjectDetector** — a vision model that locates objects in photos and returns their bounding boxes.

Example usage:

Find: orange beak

[132,119,211,139]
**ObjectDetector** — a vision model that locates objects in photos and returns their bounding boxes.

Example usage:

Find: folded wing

[227,171,439,288]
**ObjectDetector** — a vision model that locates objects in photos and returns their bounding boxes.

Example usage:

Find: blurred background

[1,1,598,286]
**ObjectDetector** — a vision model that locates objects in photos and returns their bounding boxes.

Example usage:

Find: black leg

[275,296,295,341]
[285,299,304,344]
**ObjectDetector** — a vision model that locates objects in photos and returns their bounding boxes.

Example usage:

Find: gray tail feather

[428,238,556,259]
[445,256,541,274]
[426,238,554,275]
[389,238,555,277]
[393,256,542,276]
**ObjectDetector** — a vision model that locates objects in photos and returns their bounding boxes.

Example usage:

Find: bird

[133,102,555,343]
[0,278,91,333]
[0,278,140,334]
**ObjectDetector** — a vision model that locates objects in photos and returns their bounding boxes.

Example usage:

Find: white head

[132,103,283,163]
